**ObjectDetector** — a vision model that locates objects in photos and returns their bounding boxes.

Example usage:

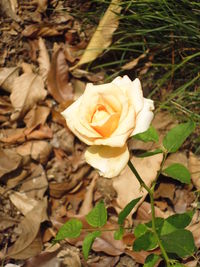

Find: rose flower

[62,75,154,178]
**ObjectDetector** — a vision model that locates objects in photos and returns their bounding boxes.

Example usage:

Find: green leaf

[86,200,107,227]
[161,229,196,257]
[133,126,159,143]
[133,230,158,251]
[114,226,124,240]
[137,149,163,158]
[82,230,101,260]
[54,219,82,242]
[162,163,191,184]
[118,197,141,225]
[134,223,148,238]
[163,121,195,153]
[146,217,164,236]
[144,254,160,267]
[161,211,194,235]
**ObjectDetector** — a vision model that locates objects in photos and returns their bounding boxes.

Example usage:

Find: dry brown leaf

[0,214,19,231]
[9,192,39,215]
[57,248,81,267]
[188,221,200,248]
[36,0,48,13]
[0,67,20,93]
[10,73,47,120]
[154,183,176,201]
[7,170,28,189]
[22,25,60,38]
[92,231,125,256]
[6,199,47,259]
[24,248,62,267]
[189,152,200,189]
[122,49,149,70]
[47,48,73,103]
[87,255,119,267]
[51,128,74,154]
[24,105,50,128]
[71,0,121,69]
[136,202,172,222]
[163,152,188,169]
[21,62,33,74]
[49,165,90,198]
[0,0,20,21]
[0,149,21,178]
[38,38,50,81]
[79,174,98,215]
[113,154,163,216]
[16,140,52,164]
[0,125,52,143]
[20,164,48,199]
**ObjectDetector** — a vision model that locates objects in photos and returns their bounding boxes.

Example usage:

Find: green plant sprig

[53,120,196,266]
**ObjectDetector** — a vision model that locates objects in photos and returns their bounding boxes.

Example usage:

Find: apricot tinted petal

[85,145,129,178]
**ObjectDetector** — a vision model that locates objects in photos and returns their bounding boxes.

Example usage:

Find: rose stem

[128,159,170,267]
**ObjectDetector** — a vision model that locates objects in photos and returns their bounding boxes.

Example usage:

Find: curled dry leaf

[71,0,121,69]
[35,0,48,13]
[49,165,90,198]
[113,154,163,217]
[9,192,39,216]
[10,73,47,120]
[0,125,52,143]
[7,198,47,259]
[47,48,73,103]
[0,67,19,93]
[16,140,52,164]
[122,49,149,70]
[20,164,48,200]
[79,174,98,215]
[24,105,50,128]
[38,38,50,81]
[0,0,20,21]
[189,152,200,189]
[22,24,60,38]
[0,149,21,178]
[163,151,188,169]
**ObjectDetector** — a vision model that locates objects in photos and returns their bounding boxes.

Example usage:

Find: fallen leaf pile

[0,0,200,266]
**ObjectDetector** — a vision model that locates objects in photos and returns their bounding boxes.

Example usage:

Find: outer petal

[85,145,129,178]
[131,98,154,136]
[61,97,101,145]
[112,76,144,114]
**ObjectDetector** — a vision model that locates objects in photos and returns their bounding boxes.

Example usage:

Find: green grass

[65,0,200,152]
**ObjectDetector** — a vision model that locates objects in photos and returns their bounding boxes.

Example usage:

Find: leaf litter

[0,1,199,266]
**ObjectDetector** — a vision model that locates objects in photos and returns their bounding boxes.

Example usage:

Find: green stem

[128,159,170,267]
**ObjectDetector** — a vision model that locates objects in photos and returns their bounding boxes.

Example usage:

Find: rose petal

[112,76,144,114]
[85,145,129,178]
[131,98,154,136]
[61,97,101,145]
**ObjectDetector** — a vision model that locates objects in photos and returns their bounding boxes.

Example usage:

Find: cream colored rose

[62,75,154,178]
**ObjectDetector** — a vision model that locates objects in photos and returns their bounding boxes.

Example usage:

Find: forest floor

[0,1,200,267]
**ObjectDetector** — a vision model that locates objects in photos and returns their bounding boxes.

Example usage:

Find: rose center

[91,105,110,124]
[90,104,120,137]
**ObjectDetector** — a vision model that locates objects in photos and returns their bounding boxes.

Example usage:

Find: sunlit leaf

[86,200,107,227]
[161,229,196,257]
[54,219,82,242]
[82,231,101,260]
[163,121,195,153]
[144,254,160,267]
[133,126,159,143]
[162,163,191,184]
[118,197,141,225]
